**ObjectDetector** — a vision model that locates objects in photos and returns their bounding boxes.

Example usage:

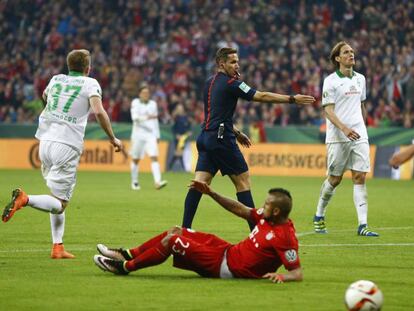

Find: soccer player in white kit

[130,84,167,190]
[2,49,123,258]
[313,41,379,237]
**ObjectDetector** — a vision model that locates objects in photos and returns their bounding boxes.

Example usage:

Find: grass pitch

[0,169,413,310]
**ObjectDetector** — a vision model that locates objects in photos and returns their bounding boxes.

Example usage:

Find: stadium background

[1,2,414,311]
[1,0,413,178]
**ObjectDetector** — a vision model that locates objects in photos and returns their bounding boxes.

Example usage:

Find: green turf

[0,169,413,310]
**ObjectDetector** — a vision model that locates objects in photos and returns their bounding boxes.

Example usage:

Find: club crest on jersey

[239,82,251,93]
[285,249,297,262]
[257,208,264,215]
[266,231,275,241]
[323,91,329,98]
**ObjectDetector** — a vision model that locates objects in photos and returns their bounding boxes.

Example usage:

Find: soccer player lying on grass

[94,181,302,283]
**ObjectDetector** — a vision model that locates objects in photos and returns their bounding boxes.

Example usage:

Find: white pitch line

[296,226,413,237]
[0,247,92,254]
[0,227,413,254]
[300,243,414,247]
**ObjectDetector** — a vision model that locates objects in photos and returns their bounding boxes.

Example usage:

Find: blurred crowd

[1,0,414,131]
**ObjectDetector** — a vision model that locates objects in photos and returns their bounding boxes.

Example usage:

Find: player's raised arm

[90,96,123,152]
[262,267,303,284]
[253,91,315,105]
[189,180,252,220]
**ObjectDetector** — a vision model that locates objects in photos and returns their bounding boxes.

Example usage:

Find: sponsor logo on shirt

[345,85,360,96]
[285,249,298,262]
[239,82,251,93]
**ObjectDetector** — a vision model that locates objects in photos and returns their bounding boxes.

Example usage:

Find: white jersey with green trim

[36,72,102,152]
[322,70,368,143]
[130,98,160,139]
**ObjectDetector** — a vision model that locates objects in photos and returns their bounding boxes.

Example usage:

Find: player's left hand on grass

[111,138,123,152]
[189,180,212,195]
[236,132,251,148]
[294,95,315,105]
[262,272,285,284]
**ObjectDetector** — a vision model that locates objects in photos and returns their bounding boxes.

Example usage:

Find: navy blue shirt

[202,72,256,132]
[172,115,191,135]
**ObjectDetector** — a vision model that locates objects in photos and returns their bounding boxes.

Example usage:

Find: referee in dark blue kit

[182,47,315,230]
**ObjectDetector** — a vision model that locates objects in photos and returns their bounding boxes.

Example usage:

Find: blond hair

[66,49,91,73]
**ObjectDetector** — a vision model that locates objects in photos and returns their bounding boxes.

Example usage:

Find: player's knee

[328,176,342,187]
[162,231,181,249]
[194,172,213,184]
[352,173,366,184]
[167,226,182,235]
[49,199,66,214]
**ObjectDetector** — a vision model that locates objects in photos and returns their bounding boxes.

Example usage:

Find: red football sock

[125,241,170,272]
[128,231,168,258]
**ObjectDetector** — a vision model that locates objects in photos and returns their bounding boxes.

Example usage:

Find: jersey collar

[68,71,83,76]
[336,69,355,79]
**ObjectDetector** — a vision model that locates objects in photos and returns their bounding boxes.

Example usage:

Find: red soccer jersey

[226,208,300,278]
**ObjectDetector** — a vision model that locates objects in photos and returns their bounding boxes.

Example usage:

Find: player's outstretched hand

[262,272,285,284]
[189,180,212,195]
[236,132,251,148]
[111,138,123,152]
[294,95,315,105]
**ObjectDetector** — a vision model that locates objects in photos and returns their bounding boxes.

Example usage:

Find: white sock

[50,212,65,244]
[315,179,335,217]
[28,195,63,214]
[131,162,139,184]
[151,161,161,184]
[354,184,368,225]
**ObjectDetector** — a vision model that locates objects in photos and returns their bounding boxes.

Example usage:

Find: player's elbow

[253,91,268,102]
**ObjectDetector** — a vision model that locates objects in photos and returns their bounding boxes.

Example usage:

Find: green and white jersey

[36,71,102,152]
[322,70,367,143]
[130,98,160,139]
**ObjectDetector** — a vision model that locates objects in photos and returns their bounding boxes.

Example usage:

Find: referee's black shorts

[195,130,248,176]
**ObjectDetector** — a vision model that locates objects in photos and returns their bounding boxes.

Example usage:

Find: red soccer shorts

[171,229,231,278]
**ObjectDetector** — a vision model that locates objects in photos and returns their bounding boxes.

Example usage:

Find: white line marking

[296,226,413,237]
[0,227,413,253]
[0,247,91,254]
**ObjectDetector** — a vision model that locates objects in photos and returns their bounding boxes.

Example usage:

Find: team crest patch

[284,249,297,262]
[239,82,251,93]
[266,231,275,240]
[257,208,264,215]
[323,91,328,98]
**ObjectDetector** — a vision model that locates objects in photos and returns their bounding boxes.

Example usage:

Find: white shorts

[130,135,159,160]
[39,140,81,201]
[327,141,370,176]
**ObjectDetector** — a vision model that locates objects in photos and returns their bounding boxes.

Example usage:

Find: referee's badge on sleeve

[239,82,251,93]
